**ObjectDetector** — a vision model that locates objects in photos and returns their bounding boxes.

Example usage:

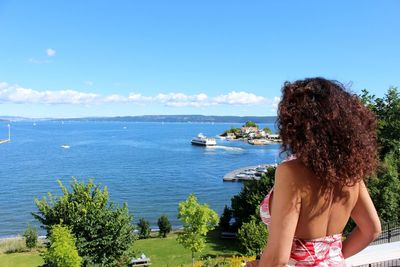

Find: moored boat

[248,139,272,145]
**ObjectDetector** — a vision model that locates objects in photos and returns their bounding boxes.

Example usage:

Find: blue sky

[0,0,399,118]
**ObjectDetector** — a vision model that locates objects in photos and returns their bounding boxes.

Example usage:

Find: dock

[223,164,276,182]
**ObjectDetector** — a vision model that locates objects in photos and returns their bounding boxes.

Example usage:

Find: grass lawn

[0,252,43,267]
[134,230,241,267]
[0,238,44,267]
[0,229,241,267]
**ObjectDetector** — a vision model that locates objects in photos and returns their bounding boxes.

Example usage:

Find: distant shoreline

[0,115,277,124]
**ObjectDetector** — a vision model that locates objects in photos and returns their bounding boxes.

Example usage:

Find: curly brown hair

[277,77,378,191]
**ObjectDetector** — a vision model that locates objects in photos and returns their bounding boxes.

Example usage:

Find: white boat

[234,173,258,181]
[255,166,268,172]
[248,139,272,145]
[235,173,251,179]
[191,133,217,146]
[243,169,257,175]
[61,145,71,149]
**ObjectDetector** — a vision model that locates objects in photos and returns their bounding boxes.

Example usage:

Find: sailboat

[0,124,11,144]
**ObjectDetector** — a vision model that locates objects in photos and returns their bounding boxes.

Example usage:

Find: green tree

[244,121,258,128]
[157,215,172,238]
[23,224,38,250]
[231,168,275,229]
[359,87,400,224]
[263,127,273,134]
[237,216,268,256]
[42,224,82,267]
[32,178,135,266]
[177,194,219,267]
[222,127,241,137]
[368,153,400,222]
[361,87,400,158]
[137,218,151,239]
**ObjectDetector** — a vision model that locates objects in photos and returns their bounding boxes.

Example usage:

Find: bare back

[275,159,360,239]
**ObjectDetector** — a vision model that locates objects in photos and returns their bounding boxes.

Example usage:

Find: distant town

[220,121,281,145]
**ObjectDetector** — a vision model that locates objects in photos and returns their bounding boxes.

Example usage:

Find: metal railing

[372,221,400,245]
[347,221,400,267]
[355,259,400,267]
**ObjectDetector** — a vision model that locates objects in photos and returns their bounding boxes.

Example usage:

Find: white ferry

[191,133,217,146]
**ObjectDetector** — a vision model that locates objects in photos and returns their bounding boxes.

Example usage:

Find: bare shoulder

[275,158,305,185]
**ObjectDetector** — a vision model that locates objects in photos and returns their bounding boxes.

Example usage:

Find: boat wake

[210,145,244,151]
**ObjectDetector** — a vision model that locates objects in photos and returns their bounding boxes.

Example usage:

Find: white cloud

[46,48,56,57]
[0,83,99,104]
[212,91,266,105]
[0,82,277,109]
[272,96,281,110]
[104,94,128,103]
[127,93,152,103]
[154,93,211,107]
[196,93,208,102]
[0,82,9,90]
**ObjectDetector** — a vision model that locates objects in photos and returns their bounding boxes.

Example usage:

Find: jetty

[223,164,277,182]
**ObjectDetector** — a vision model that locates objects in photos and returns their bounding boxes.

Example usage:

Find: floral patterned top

[259,156,347,266]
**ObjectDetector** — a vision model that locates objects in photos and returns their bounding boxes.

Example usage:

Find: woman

[247,78,381,267]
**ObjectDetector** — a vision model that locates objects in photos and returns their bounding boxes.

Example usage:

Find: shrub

[23,224,38,250]
[228,255,256,267]
[0,238,26,253]
[33,178,135,266]
[157,215,172,238]
[43,224,82,267]
[137,218,151,239]
[231,168,275,229]
[237,216,268,256]
[193,255,256,267]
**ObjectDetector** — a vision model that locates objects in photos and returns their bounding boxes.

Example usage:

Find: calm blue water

[0,121,281,237]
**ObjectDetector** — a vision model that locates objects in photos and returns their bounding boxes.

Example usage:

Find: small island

[219,121,281,145]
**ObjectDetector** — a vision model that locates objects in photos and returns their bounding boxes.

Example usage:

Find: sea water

[0,121,281,237]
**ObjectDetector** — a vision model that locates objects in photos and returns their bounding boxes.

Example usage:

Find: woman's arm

[342,180,381,258]
[258,163,302,267]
